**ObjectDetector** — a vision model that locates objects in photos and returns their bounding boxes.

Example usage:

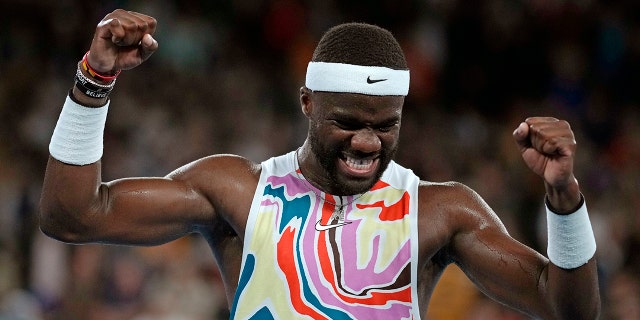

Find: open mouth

[340,155,379,177]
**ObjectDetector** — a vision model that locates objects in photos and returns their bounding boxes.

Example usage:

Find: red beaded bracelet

[81,51,121,82]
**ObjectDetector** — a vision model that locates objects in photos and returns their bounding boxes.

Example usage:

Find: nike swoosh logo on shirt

[367,76,387,84]
[315,219,352,231]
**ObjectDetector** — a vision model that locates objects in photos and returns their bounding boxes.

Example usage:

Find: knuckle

[139,21,150,32]
[107,18,120,27]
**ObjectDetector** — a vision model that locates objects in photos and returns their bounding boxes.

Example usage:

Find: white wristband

[49,95,109,165]
[546,197,597,269]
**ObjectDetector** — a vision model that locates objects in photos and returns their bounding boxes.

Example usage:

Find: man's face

[302,89,404,195]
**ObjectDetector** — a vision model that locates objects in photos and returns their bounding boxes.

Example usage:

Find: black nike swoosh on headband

[367,76,387,84]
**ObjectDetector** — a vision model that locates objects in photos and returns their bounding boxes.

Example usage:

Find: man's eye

[377,123,398,132]
[333,120,358,130]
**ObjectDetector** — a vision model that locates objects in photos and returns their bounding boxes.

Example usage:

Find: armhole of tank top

[409,172,421,319]
[241,160,270,254]
[241,151,296,254]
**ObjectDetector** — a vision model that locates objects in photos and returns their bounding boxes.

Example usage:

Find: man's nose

[350,129,381,153]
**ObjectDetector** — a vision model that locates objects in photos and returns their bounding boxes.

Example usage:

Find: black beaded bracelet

[74,63,115,99]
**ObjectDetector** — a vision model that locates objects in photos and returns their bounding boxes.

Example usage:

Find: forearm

[40,156,105,242]
[543,259,600,319]
[40,64,112,241]
[543,180,600,319]
[544,176,581,213]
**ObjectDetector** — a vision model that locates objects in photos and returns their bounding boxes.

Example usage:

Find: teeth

[346,157,373,170]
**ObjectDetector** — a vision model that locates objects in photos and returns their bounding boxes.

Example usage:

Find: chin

[334,170,385,195]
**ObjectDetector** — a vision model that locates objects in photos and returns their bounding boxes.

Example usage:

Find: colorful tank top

[230,151,420,319]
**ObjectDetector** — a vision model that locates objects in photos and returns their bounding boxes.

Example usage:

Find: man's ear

[300,86,312,117]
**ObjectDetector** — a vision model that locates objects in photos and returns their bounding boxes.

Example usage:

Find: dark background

[1,0,638,319]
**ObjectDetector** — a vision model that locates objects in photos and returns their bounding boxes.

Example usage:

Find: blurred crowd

[1,0,639,319]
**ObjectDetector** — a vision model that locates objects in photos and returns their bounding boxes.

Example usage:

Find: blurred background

[1,0,639,319]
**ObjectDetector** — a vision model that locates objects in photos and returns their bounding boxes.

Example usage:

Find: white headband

[305,62,410,96]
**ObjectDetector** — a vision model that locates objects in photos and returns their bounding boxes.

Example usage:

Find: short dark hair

[312,23,408,70]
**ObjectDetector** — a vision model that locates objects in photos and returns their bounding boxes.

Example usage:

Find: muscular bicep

[444,185,552,317]
[40,155,258,246]
[41,170,214,246]
[92,176,215,245]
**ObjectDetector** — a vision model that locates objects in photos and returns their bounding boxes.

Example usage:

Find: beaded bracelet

[75,63,116,99]
[81,51,121,82]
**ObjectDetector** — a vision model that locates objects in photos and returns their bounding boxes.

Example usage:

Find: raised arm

[443,117,599,319]
[39,9,187,245]
[40,153,256,245]
[513,117,600,318]
[39,10,257,246]
[41,162,204,245]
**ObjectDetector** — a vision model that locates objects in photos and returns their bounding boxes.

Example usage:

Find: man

[40,9,600,319]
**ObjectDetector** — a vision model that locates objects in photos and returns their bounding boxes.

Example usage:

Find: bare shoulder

[167,154,262,235]
[417,180,503,229]
[415,181,508,259]
[168,154,261,184]
[417,181,482,217]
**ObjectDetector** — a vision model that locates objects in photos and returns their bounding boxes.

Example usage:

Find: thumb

[139,33,158,61]
[513,122,530,151]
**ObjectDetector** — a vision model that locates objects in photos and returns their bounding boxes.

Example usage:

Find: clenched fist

[513,117,581,212]
[87,9,159,75]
